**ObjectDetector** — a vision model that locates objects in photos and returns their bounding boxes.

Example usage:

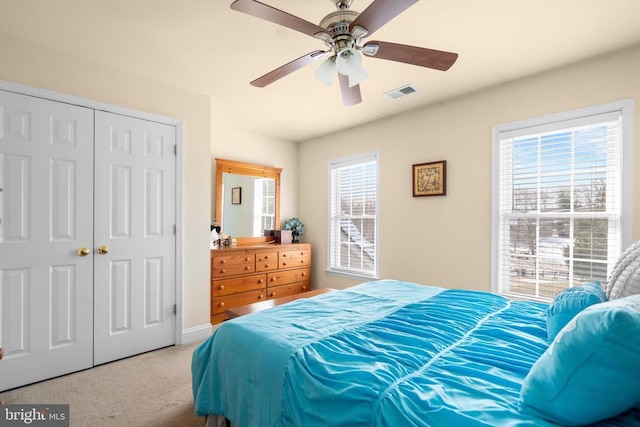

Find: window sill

[325,268,379,282]
[500,291,552,304]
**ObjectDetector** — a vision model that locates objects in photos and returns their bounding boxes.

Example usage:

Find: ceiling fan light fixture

[230,0,458,106]
[314,57,337,85]
[335,47,369,87]
[346,64,369,87]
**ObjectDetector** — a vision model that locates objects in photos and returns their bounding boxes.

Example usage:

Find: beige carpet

[0,342,206,427]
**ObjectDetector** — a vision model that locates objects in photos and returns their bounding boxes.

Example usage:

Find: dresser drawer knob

[282,262,287,266]
[264,264,270,268]
[258,294,264,300]
[245,257,250,261]
[282,254,288,258]
[270,292,276,297]
[220,269,226,274]
[219,285,225,290]
[302,285,307,290]
[218,302,225,307]
[301,272,306,277]
[245,266,250,270]
[258,279,264,283]
[264,255,270,259]
[220,260,226,264]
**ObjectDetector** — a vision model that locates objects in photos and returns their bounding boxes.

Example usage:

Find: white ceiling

[2,0,640,142]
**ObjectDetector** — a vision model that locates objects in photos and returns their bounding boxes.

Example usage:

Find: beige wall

[209,111,301,229]
[3,30,637,331]
[0,35,212,331]
[300,44,640,292]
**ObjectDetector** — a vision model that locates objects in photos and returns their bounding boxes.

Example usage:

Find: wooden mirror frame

[215,158,282,245]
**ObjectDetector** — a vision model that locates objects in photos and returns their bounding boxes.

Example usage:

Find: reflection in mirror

[220,173,276,237]
[215,158,282,243]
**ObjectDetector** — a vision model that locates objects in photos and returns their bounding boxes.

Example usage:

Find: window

[492,100,633,301]
[252,178,275,236]
[328,152,379,278]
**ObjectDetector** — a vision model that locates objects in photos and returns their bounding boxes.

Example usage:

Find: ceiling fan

[230,0,458,106]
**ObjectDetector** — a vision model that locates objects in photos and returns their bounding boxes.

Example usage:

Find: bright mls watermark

[0,405,69,426]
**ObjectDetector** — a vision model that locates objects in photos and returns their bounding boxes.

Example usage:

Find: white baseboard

[181,323,213,344]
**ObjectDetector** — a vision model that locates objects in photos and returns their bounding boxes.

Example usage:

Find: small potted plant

[284,217,304,243]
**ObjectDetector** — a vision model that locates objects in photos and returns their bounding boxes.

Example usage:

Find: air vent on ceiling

[384,84,419,100]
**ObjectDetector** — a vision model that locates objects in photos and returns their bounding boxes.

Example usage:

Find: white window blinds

[253,178,275,236]
[327,152,379,278]
[493,101,633,301]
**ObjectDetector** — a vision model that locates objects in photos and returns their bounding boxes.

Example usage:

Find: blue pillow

[546,281,605,341]
[519,294,640,425]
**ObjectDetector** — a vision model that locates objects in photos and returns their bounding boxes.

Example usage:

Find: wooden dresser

[210,243,312,324]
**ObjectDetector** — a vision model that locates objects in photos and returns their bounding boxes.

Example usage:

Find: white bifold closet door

[0,90,95,390]
[93,110,176,365]
[0,90,176,391]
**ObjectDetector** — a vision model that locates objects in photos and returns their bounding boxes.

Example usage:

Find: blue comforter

[192,280,640,427]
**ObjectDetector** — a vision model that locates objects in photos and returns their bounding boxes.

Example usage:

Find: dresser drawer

[212,274,267,297]
[212,253,255,278]
[279,248,310,261]
[267,283,310,299]
[267,267,310,287]
[279,249,310,269]
[211,289,266,315]
[256,251,279,272]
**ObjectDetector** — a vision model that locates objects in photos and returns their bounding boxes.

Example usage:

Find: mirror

[215,158,282,244]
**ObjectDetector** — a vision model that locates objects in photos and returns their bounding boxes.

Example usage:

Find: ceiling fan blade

[363,41,458,71]
[338,73,362,107]
[231,0,330,40]
[350,0,418,38]
[250,50,327,87]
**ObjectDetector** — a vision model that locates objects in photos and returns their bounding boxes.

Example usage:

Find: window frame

[326,151,380,280]
[491,99,634,300]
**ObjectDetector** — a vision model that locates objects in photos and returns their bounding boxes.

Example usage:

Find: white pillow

[607,241,640,300]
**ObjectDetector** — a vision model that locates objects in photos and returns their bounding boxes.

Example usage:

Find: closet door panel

[93,111,176,365]
[0,89,94,391]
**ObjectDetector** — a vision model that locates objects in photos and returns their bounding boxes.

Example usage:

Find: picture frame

[231,187,242,204]
[412,160,447,197]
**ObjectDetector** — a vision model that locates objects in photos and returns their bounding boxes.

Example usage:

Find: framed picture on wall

[231,187,242,204]
[413,160,446,197]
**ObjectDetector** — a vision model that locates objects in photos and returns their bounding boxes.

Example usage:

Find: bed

[192,279,640,427]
